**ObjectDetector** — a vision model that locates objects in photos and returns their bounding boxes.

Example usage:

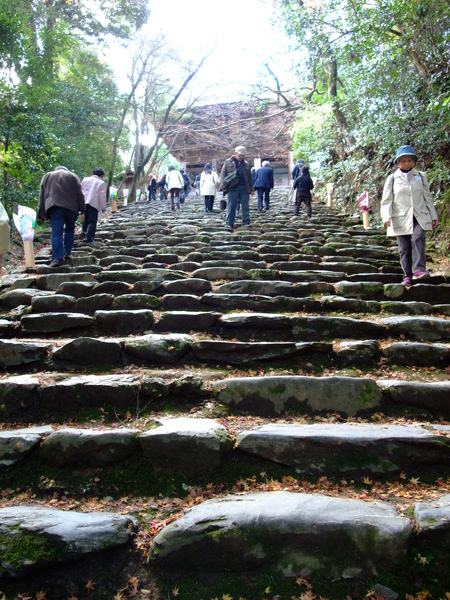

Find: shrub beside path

[0,189,449,599]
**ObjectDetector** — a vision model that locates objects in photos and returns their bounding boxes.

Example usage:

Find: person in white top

[380,145,438,286]
[80,167,106,244]
[200,163,219,212]
[166,166,185,211]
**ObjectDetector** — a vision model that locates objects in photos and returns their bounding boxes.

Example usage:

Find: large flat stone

[381,316,450,341]
[42,428,139,467]
[0,506,136,577]
[153,311,220,332]
[0,339,50,367]
[334,281,385,300]
[220,313,292,330]
[39,374,141,411]
[192,340,300,363]
[21,312,94,333]
[151,492,412,577]
[236,423,450,474]
[139,417,233,476]
[382,342,450,366]
[163,278,212,293]
[213,376,382,416]
[36,273,96,291]
[96,268,184,284]
[0,426,53,466]
[94,309,154,334]
[0,289,51,308]
[414,494,450,549]
[377,380,450,415]
[192,267,248,281]
[0,375,42,418]
[112,293,160,310]
[292,316,387,340]
[51,337,122,366]
[124,333,193,364]
[214,280,296,296]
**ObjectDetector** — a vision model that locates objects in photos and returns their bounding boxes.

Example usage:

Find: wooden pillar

[362,211,370,229]
[23,240,35,269]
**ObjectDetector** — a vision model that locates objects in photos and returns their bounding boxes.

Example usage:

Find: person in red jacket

[39,166,85,267]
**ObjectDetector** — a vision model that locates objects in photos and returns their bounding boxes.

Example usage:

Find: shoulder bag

[223,165,242,191]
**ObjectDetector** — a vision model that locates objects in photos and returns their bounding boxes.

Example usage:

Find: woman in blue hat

[380,145,438,286]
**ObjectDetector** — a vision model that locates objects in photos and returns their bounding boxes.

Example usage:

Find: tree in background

[114,35,211,202]
[0,0,149,214]
[276,0,449,218]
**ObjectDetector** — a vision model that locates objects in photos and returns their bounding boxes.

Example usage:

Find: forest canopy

[274,0,449,220]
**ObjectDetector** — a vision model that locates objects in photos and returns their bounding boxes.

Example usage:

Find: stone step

[1,194,449,598]
[0,506,136,578]
[1,372,449,421]
[4,302,450,338]
[236,422,450,474]
[1,336,449,371]
[151,490,450,581]
[1,336,449,372]
[2,420,449,475]
[214,375,450,417]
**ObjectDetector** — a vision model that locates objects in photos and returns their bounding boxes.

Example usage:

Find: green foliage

[291,103,334,165]
[0,0,141,216]
[279,0,450,225]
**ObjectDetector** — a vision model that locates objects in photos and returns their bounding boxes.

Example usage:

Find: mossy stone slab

[151,491,411,578]
[214,375,382,416]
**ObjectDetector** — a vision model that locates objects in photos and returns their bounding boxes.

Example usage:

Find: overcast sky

[108,0,301,103]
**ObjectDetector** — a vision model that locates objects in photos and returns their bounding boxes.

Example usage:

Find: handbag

[223,165,242,191]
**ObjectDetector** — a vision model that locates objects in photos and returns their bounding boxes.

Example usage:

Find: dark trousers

[204,195,214,212]
[226,185,250,227]
[294,191,312,218]
[169,188,181,210]
[82,204,99,242]
[257,187,270,210]
[48,206,77,260]
[396,217,427,278]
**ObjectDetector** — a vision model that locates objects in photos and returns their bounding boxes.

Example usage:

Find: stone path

[0,189,449,597]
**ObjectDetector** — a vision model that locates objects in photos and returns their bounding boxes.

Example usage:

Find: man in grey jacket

[39,166,85,267]
[81,167,106,244]
[219,145,254,230]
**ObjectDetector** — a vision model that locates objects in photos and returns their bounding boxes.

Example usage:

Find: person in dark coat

[293,165,314,219]
[219,145,254,230]
[157,175,167,200]
[147,174,157,201]
[253,161,274,211]
[39,165,85,266]
[291,159,305,181]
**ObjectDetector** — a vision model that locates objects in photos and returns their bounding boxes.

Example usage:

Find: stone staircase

[0,189,449,599]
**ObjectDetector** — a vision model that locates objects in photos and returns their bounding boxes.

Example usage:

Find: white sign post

[110,187,118,212]
[357,192,370,229]
[13,206,36,268]
[327,183,334,207]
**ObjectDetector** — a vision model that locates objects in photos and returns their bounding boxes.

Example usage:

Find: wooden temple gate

[166,101,296,186]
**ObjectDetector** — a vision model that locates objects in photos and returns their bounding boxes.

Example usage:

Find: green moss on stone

[267,383,287,395]
[0,528,68,570]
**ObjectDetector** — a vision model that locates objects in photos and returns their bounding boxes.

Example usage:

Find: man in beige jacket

[81,167,106,244]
